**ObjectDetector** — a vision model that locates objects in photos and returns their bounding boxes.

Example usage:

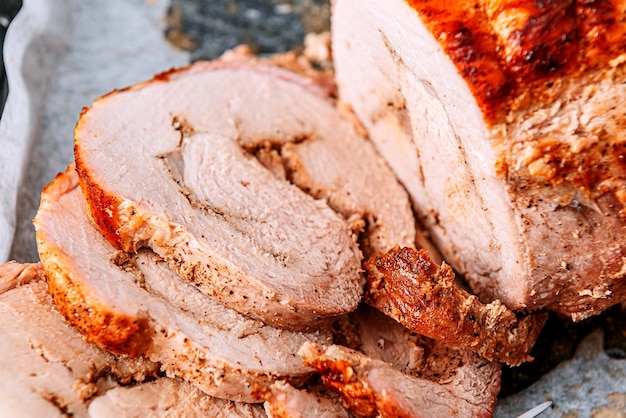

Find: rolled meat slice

[330,305,501,417]
[262,381,354,418]
[0,262,157,418]
[33,166,332,402]
[74,58,417,329]
[299,342,497,418]
[0,261,44,294]
[346,305,502,387]
[332,0,626,320]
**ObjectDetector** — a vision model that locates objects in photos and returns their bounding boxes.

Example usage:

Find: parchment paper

[3,0,188,262]
[0,0,68,262]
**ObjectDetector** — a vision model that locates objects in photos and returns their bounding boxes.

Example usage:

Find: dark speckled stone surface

[167,0,330,60]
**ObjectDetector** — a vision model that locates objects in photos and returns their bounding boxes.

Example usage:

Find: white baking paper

[3,0,189,262]
[0,0,69,262]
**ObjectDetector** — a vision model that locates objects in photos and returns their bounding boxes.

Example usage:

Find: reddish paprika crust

[73,143,125,251]
[43,256,148,356]
[333,0,626,319]
[34,165,149,356]
[364,246,547,366]
[300,342,497,418]
[405,0,626,122]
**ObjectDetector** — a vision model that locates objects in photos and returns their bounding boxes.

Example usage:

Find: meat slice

[0,262,157,418]
[299,342,496,418]
[0,261,44,294]
[88,378,267,418]
[33,166,332,402]
[364,246,546,365]
[277,115,415,257]
[331,305,501,416]
[73,58,419,330]
[332,0,626,320]
[350,305,501,384]
[262,381,354,418]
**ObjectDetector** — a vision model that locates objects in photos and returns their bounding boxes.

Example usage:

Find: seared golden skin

[406,0,626,122]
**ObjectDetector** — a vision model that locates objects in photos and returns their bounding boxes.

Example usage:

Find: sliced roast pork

[74,58,417,329]
[332,0,626,320]
[299,342,496,418]
[33,166,332,402]
[276,116,415,257]
[331,305,501,416]
[0,261,43,293]
[0,262,157,418]
[88,378,267,418]
[365,246,546,365]
[262,381,354,418]
[349,305,501,384]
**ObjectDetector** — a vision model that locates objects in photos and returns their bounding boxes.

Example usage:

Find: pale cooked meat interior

[74,61,368,330]
[0,263,157,418]
[332,0,626,319]
[34,167,332,402]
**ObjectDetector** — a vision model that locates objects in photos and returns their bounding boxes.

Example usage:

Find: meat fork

[516,401,552,418]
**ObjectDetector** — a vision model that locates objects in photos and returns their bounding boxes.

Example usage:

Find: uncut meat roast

[332,0,626,320]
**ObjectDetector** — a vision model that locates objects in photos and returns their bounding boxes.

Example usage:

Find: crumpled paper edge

[0,0,69,262]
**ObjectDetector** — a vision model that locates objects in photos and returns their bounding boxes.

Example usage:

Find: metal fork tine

[516,401,553,418]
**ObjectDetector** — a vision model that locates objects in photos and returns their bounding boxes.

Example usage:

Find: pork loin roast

[0,262,158,418]
[74,58,417,330]
[0,261,44,294]
[332,0,626,319]
[331,305,501,417]
[33,166,332,402]
[299,342,497,418]
[0,264,268,417]
[346,305,501,388]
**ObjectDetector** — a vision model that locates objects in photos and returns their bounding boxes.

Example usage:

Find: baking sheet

[1,0,624,416]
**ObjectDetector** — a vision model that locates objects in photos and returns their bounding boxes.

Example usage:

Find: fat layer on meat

[33,166,332,402]
[332,0,626,320]
[364,246,546,366]
[0,263,157,418]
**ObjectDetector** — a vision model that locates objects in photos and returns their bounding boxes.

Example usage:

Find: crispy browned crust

[406,0,626,122]
[302,355,380,418]
[300,342,495,418]
[364,246,547,366]
[73,141,125,251]
[41,256,149,356]
[399,0,626,306]
[34,166,150,356]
